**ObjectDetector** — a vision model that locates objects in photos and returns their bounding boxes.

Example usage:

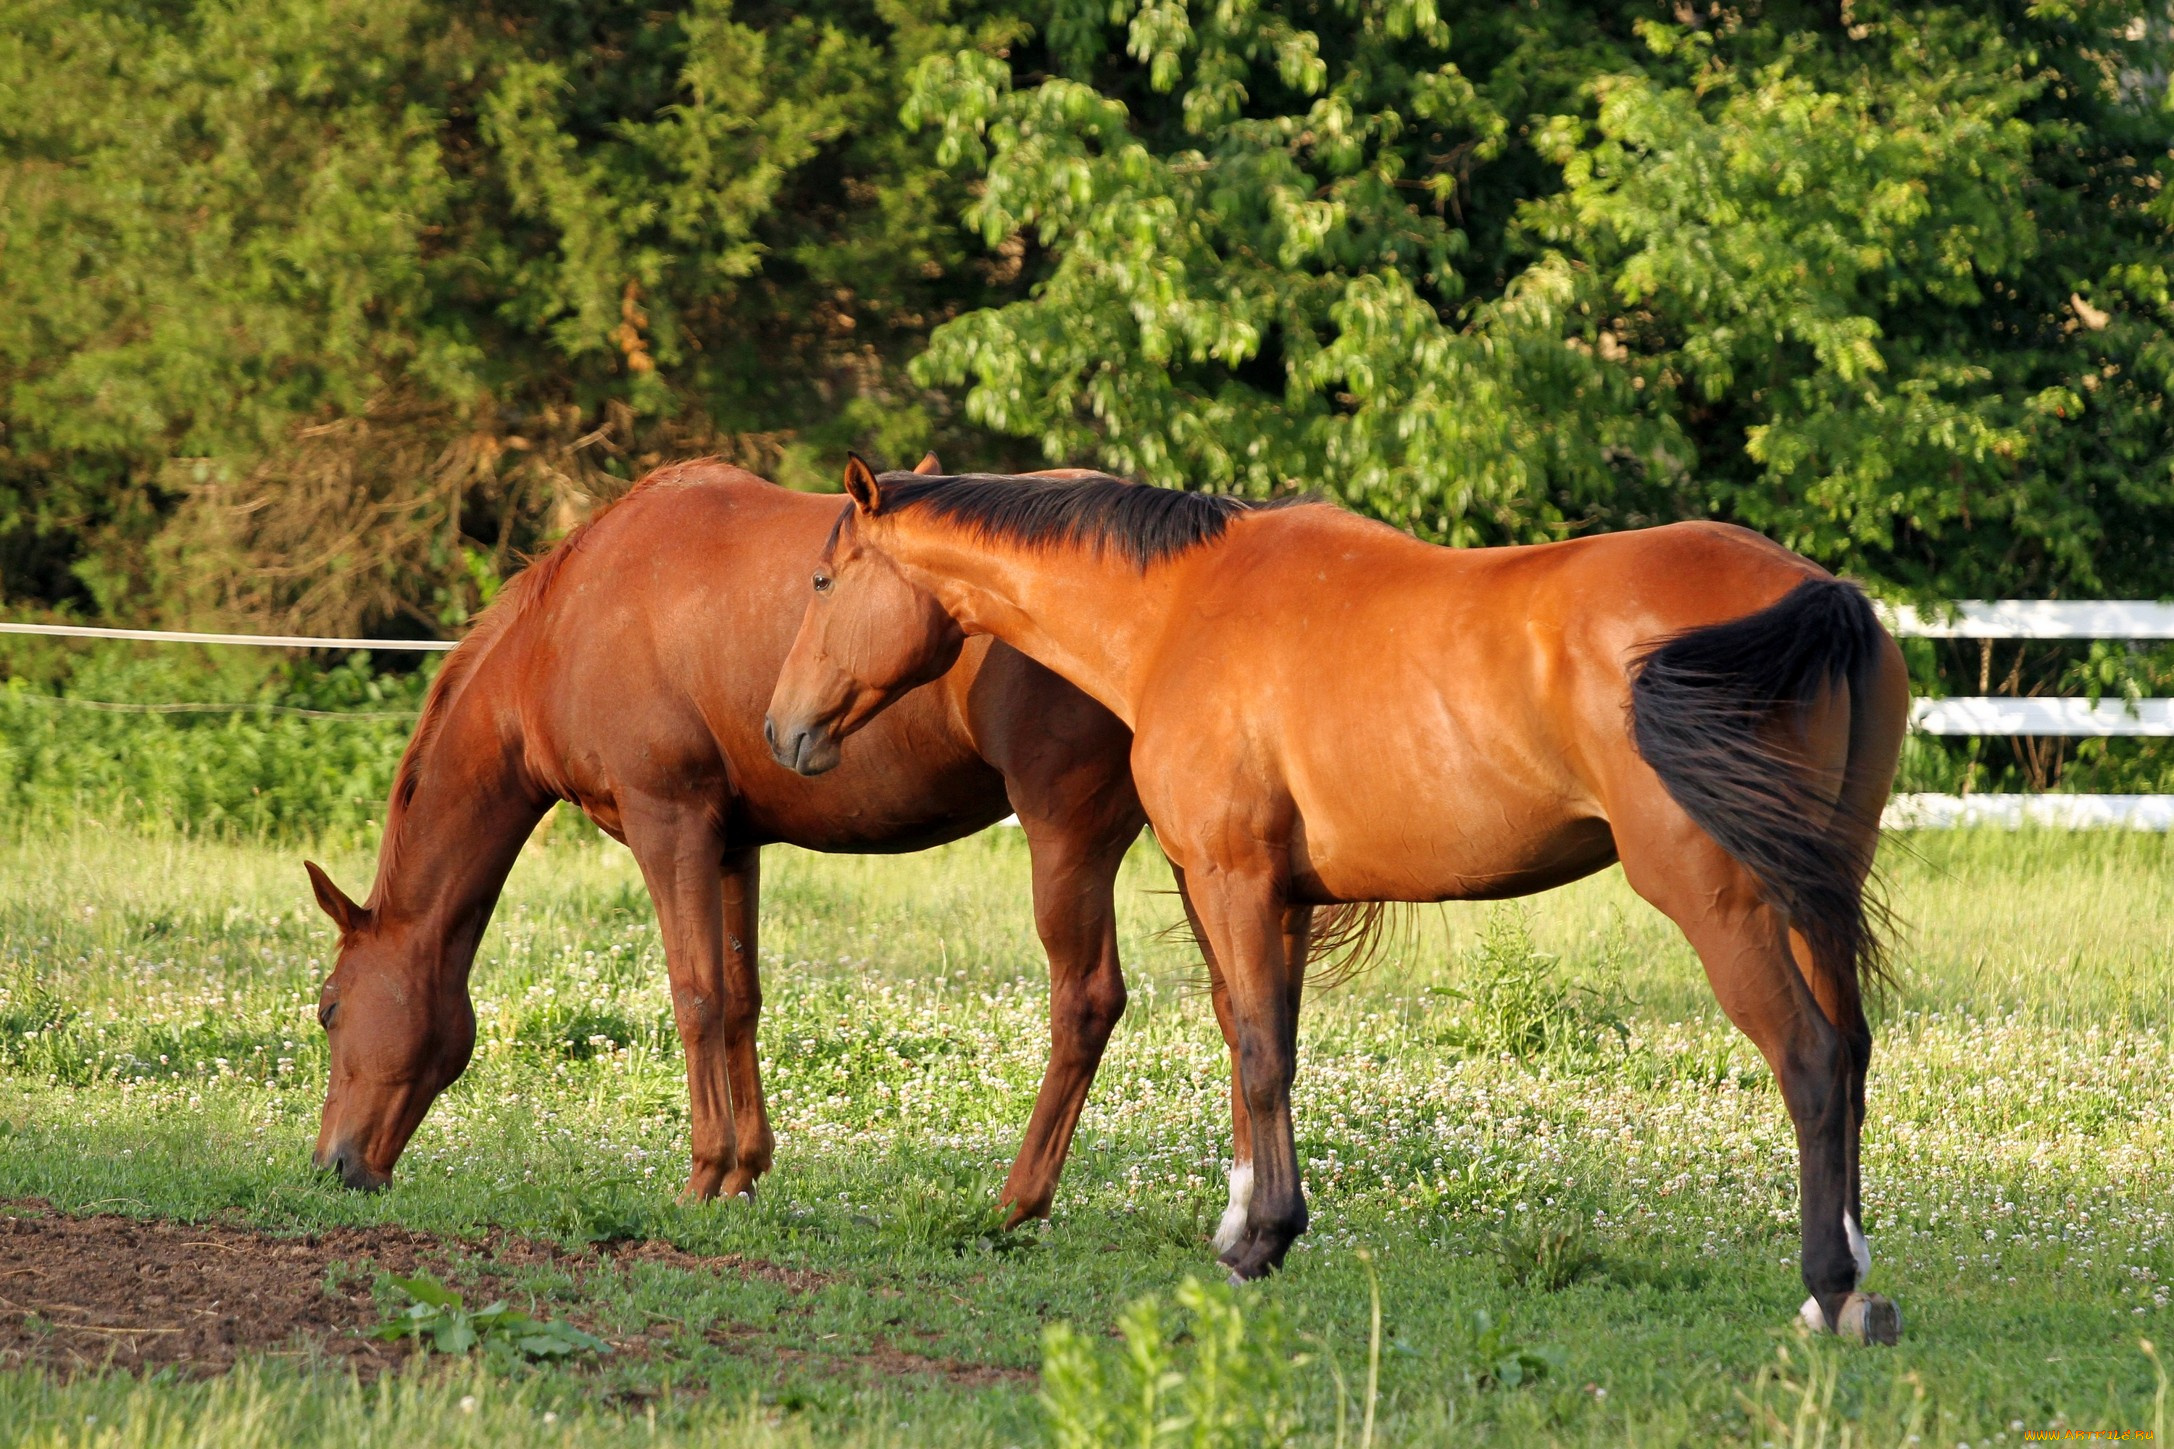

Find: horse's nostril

[762,716,777,751]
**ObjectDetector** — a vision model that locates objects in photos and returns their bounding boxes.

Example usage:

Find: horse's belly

[1289,782,1616,904]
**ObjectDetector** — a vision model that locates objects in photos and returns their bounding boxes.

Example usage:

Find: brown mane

[875,470,1314,571]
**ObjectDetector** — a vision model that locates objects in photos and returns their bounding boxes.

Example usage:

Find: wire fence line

[2,619,443,721]
[0,621,455,651]
[7,693,420,721]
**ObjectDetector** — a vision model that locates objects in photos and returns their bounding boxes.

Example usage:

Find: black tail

[1628,577,1892,997]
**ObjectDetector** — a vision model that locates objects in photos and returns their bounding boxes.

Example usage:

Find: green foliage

[909,1,2174,600]
[0,0,1033,631]
[369,1273,609,1363]
[509,1001,651,1062]
[1040,1276,1306,1449]
[0,647,426,842]
[1453,1309,1565,1391]
[1436,908,1630,1070]
[5,1,2168,637]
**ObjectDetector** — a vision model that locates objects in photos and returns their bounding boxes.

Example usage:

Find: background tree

[908,0,2174,601]
[0,0,1034,637]
[1,0,2168,646]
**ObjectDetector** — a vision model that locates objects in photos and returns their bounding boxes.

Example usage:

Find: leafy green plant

[0,972,65,1038]
[1437,909,1630,1071]
[882,1185,1041,1258]
[1041,1277,1306,1449]
[548,1190,655,1248]
[1493,1215,1603,1293]
[369,1274,608,1363]
[1455,1309,1564,1392]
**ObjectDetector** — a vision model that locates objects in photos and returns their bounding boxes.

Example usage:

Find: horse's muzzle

[314,1140,390,1193]
[763,714,841,777]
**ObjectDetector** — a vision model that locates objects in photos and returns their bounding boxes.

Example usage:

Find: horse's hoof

[1836,1292,1901,1345]
[1226,1269,1248,1288]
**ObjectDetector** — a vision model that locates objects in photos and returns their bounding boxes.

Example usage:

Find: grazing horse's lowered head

[304,860,478,1192]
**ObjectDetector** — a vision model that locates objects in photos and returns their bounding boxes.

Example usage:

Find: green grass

[1,825,2170,1446]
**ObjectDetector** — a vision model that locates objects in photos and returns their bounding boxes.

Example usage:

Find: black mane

[875,471,1307,570]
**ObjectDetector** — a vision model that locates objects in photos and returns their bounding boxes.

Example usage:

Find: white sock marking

[1845,1211,1870,1279]
[1800,1295,1828,1333]
[1212,1162,1253,1255]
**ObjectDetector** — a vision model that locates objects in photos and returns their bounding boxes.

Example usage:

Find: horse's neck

[904,534,1175,727]
[366,667,548,953]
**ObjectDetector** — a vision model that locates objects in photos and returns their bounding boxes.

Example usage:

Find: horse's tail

[1628,576,1893,999]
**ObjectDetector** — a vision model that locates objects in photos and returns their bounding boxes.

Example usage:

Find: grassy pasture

[0,822,2169,1446]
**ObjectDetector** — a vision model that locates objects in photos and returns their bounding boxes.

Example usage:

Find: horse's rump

[1627,577,1894,999]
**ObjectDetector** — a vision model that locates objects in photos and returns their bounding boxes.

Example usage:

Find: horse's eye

[813,572,833,594]
[318,998,339,1031]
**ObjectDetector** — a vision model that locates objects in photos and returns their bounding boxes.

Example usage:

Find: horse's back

[1136,511,1850,903]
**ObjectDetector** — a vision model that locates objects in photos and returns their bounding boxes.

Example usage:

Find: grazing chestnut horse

[767,459,1909,1343]
[302,458,1151,1224]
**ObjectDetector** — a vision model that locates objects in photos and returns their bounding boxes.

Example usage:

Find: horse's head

[765,453,966,776]
[304,860,475,1191]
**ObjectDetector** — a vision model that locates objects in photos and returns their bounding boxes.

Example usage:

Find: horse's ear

[305,860,366,936]
[842,453,884,514]
[911,451,941,476]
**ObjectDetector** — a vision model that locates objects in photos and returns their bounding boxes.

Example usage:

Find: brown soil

[0,1200,821,1381]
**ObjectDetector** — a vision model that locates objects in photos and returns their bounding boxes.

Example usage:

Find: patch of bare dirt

[0,1200,822,1380]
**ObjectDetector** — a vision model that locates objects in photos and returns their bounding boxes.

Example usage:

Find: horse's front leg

[1183,862,1306,1281]
[1177,871,1312,1258]
[622,797,740,1202]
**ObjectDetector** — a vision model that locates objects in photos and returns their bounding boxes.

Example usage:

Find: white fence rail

[1886,793,2174,830]
[1884,599,2171,830]
[1910,696,2174,737]
[1884,599,2174,639]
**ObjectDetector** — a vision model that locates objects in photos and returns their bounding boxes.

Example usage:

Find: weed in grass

[320,1256,372,1298]
[883,1185,1042,1258]
[510,1001,650,1061]
[1041,1276,1305,1449]
[1494,1214,1603,1292]
[1454,1309,1564,1391]
[1435,908,1631,1070]
[369,1273,609,1363]
[548,1188,657,1247]
[0,971,65,1037]
[1738,1340,1926,1449]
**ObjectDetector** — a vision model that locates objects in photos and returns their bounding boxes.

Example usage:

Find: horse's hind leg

[622,797,740,1201]
[1614,808,1874,1335]
[716,846,774,1199]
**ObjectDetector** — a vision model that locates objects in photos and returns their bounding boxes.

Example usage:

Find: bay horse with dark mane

[766,458,1910,1343]
[302,458,1154,1223]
